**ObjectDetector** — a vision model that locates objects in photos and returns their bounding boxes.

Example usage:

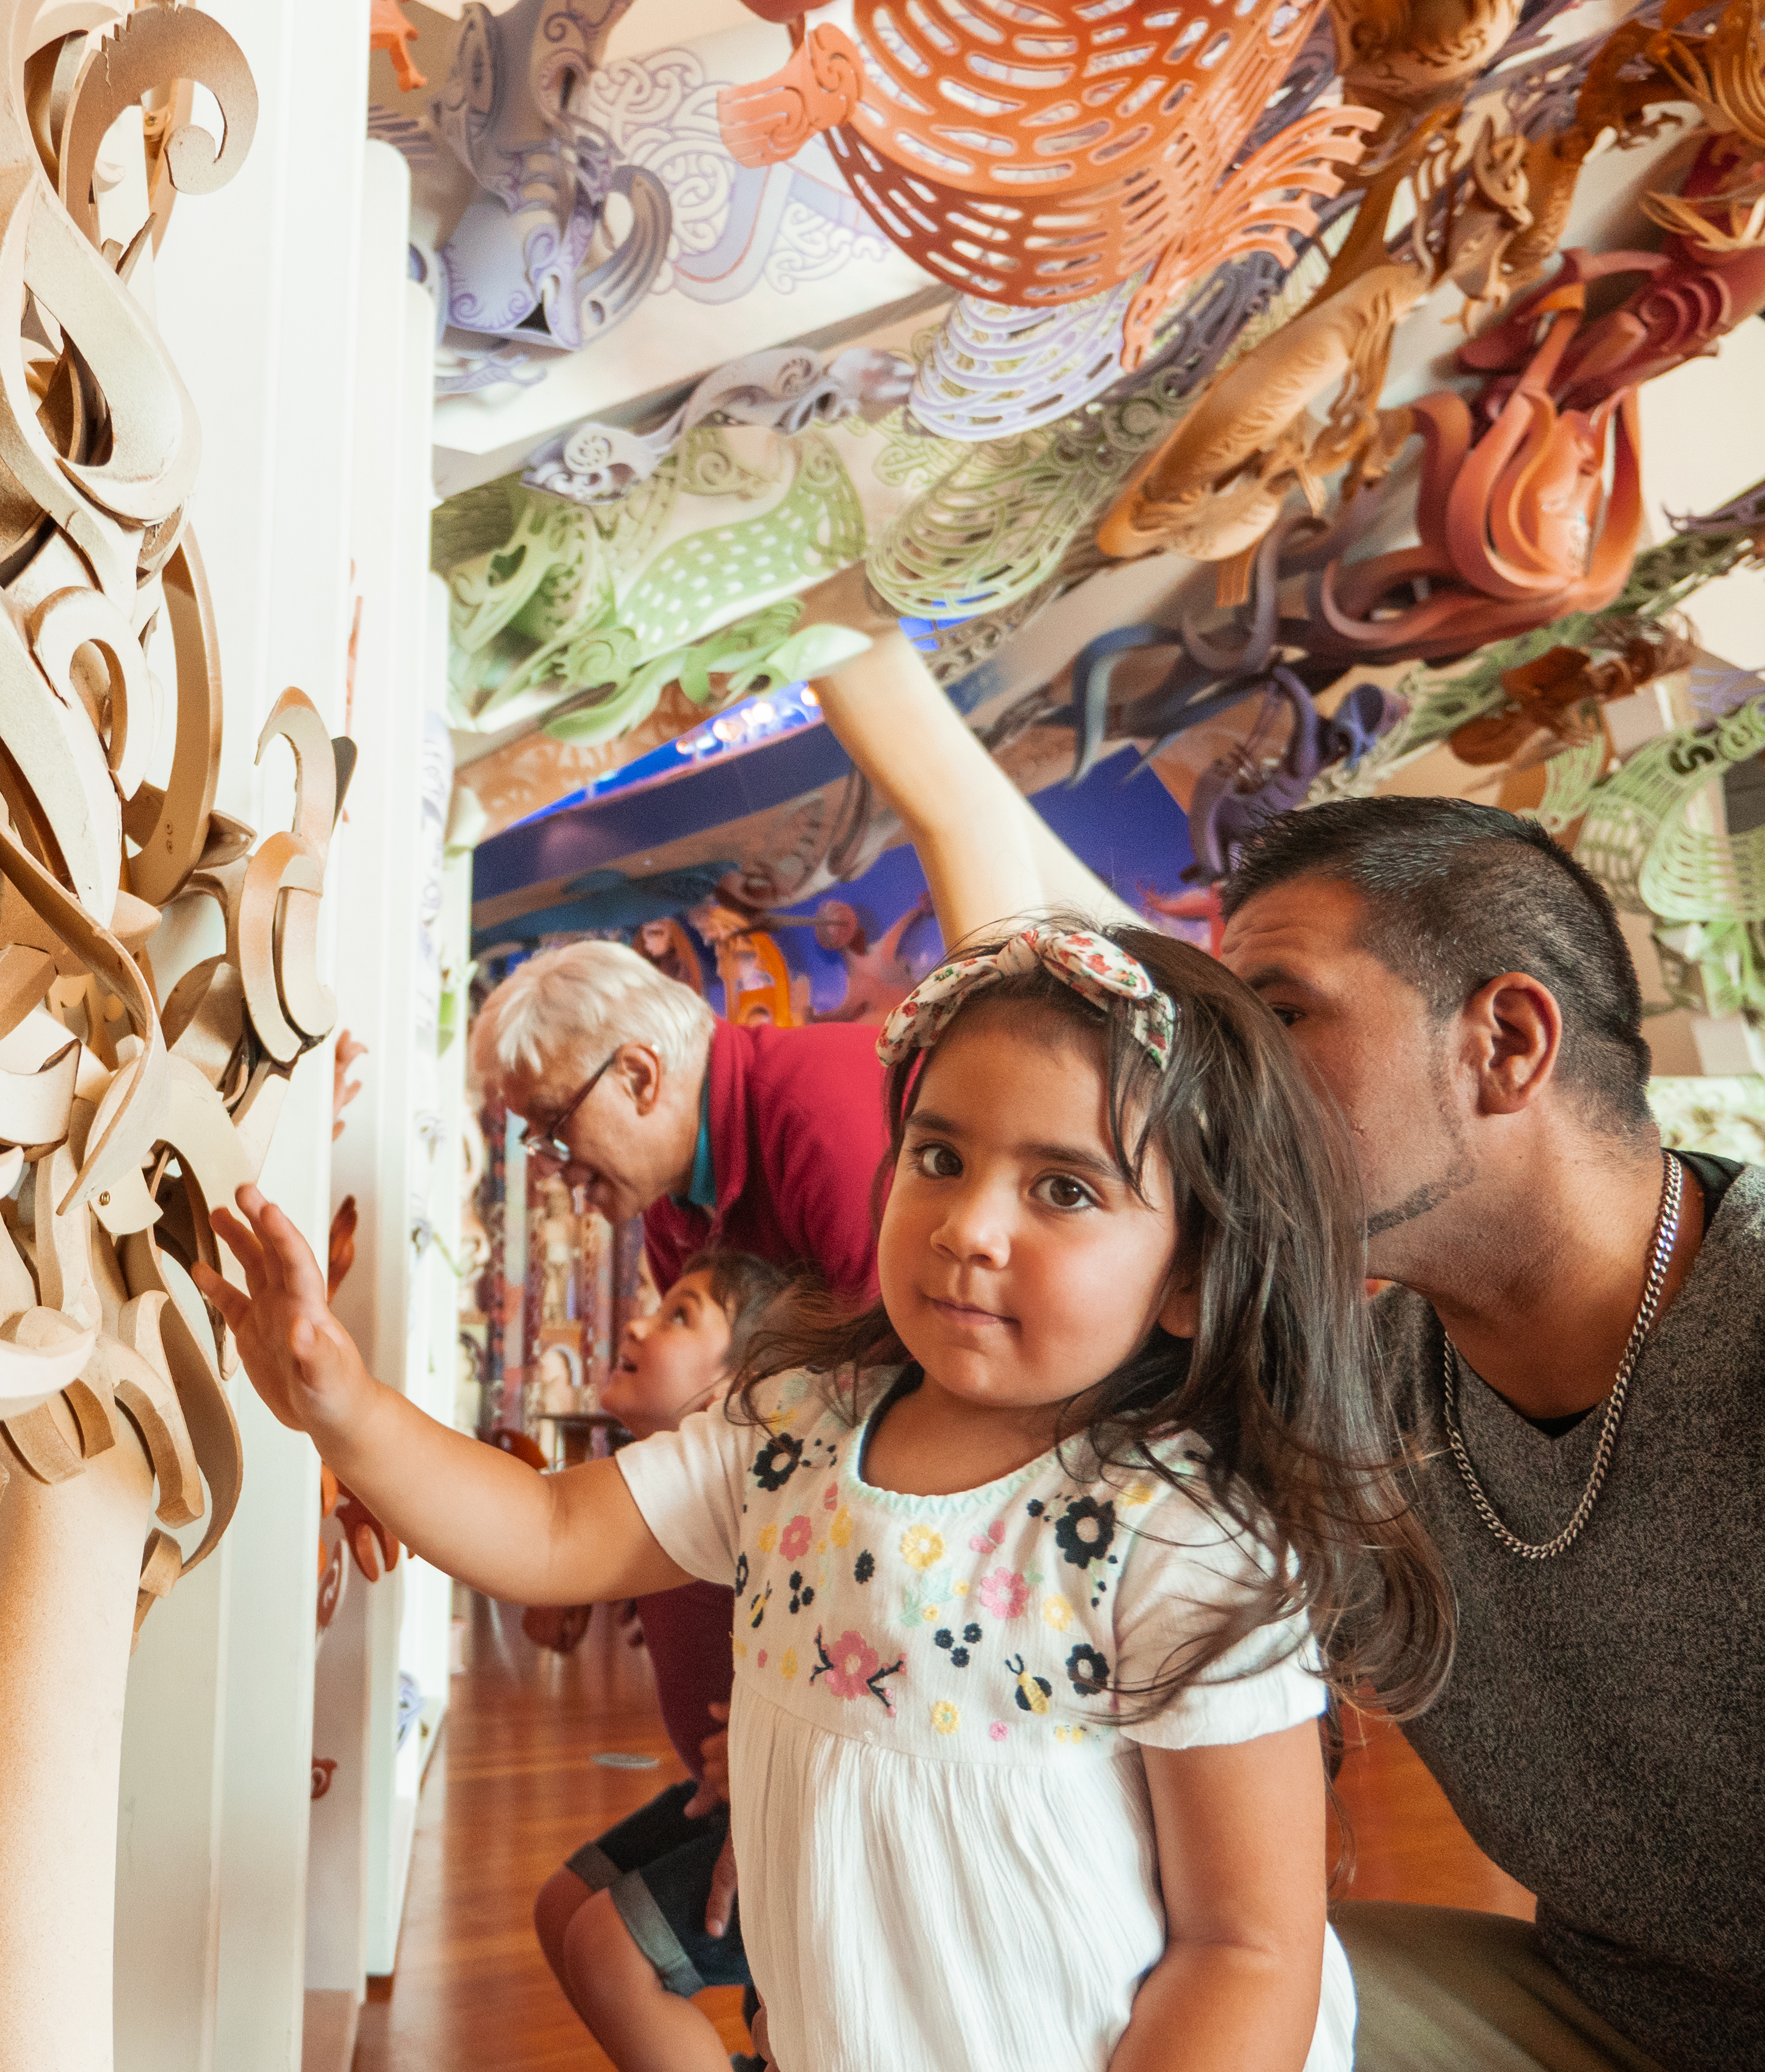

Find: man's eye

[1033,1174,1096,1211]
[1269,1006,1301,1027]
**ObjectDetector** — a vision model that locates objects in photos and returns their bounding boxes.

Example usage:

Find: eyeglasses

[523,1050,619,1165]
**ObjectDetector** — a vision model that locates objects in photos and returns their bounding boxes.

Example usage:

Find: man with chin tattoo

[1218,798,1762,2072]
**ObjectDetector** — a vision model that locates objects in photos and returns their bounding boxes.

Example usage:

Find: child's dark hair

[737,919,1454,1724]
[679,1249,793,1370]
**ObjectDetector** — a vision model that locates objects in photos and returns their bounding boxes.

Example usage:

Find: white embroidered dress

[619,1370,1355,2072]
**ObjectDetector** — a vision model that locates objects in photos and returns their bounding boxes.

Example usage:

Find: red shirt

[633,1580,734,1778]
[643,1019,888,1304]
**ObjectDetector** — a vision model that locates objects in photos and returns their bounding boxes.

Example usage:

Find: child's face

[878,1009,1195,1426]
[602,1269,734,1439]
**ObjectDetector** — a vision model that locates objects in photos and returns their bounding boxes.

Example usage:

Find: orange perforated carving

[720,0,1375,350]
[846,0,1310,191]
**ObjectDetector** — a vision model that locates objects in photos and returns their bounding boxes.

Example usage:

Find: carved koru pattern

[0,2,331,1639]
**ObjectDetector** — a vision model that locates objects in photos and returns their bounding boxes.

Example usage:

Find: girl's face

[602,1269,733,1439]
[878,1009,1196,1428]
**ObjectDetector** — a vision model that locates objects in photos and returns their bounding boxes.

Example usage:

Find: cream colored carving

[0,12,334,2072]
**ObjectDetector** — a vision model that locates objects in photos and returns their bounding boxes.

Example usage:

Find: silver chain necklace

[1441,1153,1682,1561]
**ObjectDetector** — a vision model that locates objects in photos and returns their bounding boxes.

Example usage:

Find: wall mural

[0,9,337,2065]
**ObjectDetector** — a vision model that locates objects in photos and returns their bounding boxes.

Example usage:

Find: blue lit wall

[752,748,1198,1014]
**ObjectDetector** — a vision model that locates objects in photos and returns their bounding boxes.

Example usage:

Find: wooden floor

[354,1590,1529,2070]
[353,1593,751,2071]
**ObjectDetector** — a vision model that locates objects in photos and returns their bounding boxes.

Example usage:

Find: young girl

[201,921,1450,2072]
[535,1250,786,2072]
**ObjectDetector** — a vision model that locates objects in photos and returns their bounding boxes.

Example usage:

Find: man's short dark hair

[1221,798,1653,1135]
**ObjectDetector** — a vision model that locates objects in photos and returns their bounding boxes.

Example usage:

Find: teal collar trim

[683,1072,716,1214]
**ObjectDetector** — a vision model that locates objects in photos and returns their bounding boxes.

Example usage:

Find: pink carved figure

[1289,134,1765,670]
[1461,138,1765,419]
[1304,282,1645,666]
[809,893,935,1027]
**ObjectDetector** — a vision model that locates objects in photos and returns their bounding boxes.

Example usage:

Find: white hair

[471,940,715,1092]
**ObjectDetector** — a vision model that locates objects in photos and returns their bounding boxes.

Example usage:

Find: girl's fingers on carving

[256,1197,329,1308]
[232,1186,288,1294]
[192,1258,248,1330]
[209,1206,269,1289]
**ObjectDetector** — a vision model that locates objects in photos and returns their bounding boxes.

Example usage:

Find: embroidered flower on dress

[781,1515,812,1560]
[931,1700,960,1736]
[1043,1594,1073,1631]
[854,1550,875,1584]
[989,1721,1009,1743]
[781,1648,798,1681]
[977,1568,1032,1620]
[1065,1642,1110,1695]
[810,1626,903,1711]
[757,1522,778,1554]
[933,1626,974,1668]
[831,1507,853,1549]
[734,1553,749,1594]
[753,1431,803,1491]
[900,1523,944,1569]
[1053,1496,1116,1568]
[789,1571,816,1614]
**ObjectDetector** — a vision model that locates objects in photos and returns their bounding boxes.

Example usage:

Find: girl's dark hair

[737,919,1454,1727]
[679,1249,793,1371]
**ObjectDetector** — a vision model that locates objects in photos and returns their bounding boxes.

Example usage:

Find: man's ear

[619,1043,665,1116]
[1157,1259,1199,1341]
[1464,972,1561,1116]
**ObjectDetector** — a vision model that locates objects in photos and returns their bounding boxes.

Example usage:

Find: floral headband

[876,926,1176,1072]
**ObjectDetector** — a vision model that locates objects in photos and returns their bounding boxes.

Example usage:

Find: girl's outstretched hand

[194,1185,374,1444]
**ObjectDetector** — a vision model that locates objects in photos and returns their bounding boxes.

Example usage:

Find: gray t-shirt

[1371,1161,1764,2071]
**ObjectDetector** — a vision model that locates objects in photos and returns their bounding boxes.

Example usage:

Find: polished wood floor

[353,1593,751,2071]
[353,1591,1529,2070]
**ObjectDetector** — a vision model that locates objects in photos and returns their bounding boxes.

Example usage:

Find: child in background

[200,921,1452,2072]
[534,1250,788,2072]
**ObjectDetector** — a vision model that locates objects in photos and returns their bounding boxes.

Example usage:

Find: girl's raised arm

[194,1187,690,1607]
[797,567,1138,948]
[1110,1723,1329,2072]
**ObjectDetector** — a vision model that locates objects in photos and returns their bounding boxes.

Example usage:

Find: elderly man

[1218,797,1762,2072]
[471,939,886,1300]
